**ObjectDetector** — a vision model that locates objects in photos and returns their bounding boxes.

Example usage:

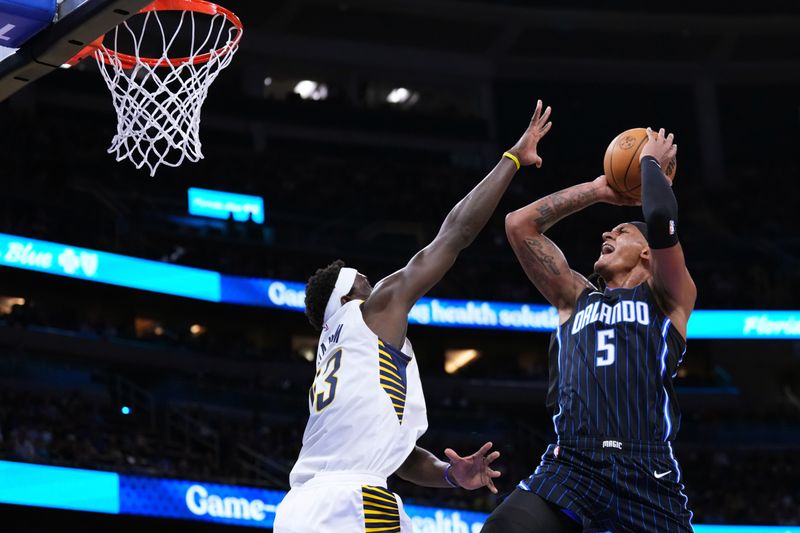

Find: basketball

[603,127,677,200]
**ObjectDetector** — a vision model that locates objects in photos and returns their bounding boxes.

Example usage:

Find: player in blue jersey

[482,128,696,533]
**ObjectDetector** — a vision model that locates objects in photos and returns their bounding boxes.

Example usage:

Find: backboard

[0,0,152,101]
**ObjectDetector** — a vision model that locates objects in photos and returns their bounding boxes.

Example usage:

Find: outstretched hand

[445,442,502,494]
[507,99,552,168]
[640,127,678,184]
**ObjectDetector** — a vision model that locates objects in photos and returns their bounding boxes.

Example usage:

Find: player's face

[593,223,648,274]
[349,273,373,300]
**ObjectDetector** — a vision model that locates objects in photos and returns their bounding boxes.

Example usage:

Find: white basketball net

[93,8,240,176]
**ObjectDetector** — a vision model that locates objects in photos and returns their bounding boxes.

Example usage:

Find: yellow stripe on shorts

[362,485,400,533]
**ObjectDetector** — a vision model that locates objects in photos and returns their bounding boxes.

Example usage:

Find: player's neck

[603,266,650,290]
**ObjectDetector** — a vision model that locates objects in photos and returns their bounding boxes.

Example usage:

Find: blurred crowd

[2,302,799,525]
[2,379,799,525]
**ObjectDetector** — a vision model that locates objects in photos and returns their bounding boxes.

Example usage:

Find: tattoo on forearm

[534,187,596,229]
[523,237,561,276]
[535,205,555,227]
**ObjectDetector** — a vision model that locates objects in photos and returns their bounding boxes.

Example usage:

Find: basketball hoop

[69,0,243,176]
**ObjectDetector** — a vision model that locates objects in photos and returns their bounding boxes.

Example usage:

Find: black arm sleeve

[641,156,679,249]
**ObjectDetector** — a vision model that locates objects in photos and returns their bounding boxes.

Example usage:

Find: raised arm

[363,100,552,346]
[639,128,697,338]
[505,176,638,323]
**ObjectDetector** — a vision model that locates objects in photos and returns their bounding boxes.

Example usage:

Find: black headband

[629,221,649,242]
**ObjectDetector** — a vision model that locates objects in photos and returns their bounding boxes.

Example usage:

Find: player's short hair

[305,259,346,331]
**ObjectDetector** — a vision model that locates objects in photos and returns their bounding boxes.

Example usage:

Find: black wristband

[641,156,679,249]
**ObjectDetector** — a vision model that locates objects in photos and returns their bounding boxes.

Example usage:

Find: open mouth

[601,243,615,255]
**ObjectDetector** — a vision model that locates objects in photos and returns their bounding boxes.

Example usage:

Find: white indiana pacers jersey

[289,299,428,487]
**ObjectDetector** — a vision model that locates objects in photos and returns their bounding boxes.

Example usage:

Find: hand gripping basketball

[604,127,678,200]
[640,127,678,184]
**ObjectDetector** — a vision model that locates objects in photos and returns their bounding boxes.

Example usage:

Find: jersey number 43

[310,349,343,411]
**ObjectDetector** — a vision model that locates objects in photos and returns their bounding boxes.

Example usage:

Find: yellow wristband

[502,151,520,170]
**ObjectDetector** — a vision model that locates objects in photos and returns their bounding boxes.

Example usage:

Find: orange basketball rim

[67,0,243,69]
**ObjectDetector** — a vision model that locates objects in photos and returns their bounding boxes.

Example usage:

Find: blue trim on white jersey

[659,318,673,441]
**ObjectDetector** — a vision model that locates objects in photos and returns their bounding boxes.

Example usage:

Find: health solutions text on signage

[2,233,798,339]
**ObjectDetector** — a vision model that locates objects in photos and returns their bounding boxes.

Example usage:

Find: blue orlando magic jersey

[547,282,686,441]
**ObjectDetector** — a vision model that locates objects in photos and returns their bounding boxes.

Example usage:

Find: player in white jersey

[274,99,554,533]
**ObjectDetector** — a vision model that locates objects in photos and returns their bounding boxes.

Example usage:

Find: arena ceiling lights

[292,80,328,100]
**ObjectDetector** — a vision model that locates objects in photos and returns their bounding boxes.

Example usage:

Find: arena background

[0,0,799,531]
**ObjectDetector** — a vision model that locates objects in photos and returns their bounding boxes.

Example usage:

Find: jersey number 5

[596,329,616,367]
[310,349,343,411]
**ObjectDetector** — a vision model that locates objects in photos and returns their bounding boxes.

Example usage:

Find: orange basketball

[603,127,677,200]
